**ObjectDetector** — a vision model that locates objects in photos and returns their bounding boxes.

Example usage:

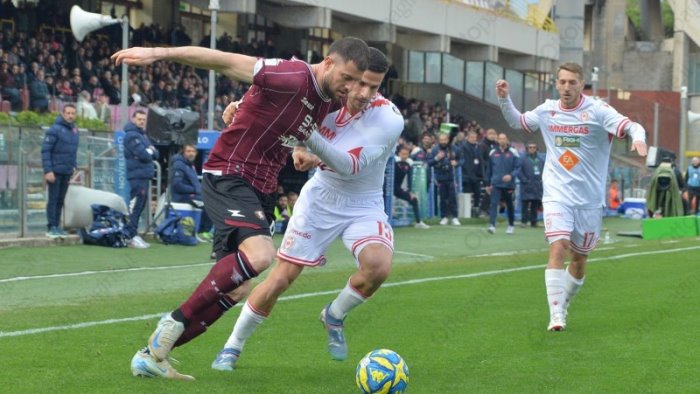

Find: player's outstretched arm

[112,47,256,84]
[496,79,531,132]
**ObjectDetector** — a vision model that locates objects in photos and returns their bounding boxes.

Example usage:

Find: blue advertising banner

[197,130,220,150]
[113,131,130,205]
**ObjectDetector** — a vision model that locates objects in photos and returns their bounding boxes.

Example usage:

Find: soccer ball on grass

[355,349,409,393]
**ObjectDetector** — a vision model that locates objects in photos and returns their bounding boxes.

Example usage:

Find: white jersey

[305,94,404,197]
[501,94,631,208]
[277,94,403,266]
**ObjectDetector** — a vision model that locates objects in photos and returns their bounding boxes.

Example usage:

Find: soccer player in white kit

[210,48,404,370]
[496,62,648,331]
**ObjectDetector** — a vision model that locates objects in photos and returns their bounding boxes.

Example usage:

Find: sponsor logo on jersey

[300,97,314,111]
[292,229,311,239]
[254,210,265,220]
[297,114,315,138]
[318,125,337,140]
[228,209,245,217]
[558,149,580,171]
[554,136,581,147]
[281,236,294,251]
[580,111,589,121]
[547,124,590,134]
[279,135,300,148]
[550,111,556,117]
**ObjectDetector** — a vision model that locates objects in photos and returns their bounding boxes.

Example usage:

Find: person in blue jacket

[124,110,158,248]
[41,104,79,238]
[519,143,545,227]
[171,143,212,240]
[486,132,520,234]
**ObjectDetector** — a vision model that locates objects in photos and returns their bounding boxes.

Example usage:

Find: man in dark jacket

[486,132,520,234]
[428,133,460,225]
[478,128,498,213]
[171,143,212,240]
[457,130,484,218]
[394,146,429,228]
[41,104,78,238]
[519,143,545,227]
[124,109,158,248]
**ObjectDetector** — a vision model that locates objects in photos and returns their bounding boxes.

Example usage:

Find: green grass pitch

[1,217,698,393]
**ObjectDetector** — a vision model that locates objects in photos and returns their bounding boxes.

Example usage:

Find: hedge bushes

[0,111,109,131]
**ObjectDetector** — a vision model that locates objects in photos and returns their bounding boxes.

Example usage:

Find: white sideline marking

[1,245,699,339]
[0,262,214,284]
[393,250,435,259]
[0,249,433,283]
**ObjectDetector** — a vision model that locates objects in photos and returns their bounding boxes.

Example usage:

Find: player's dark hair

[62,103,76,112]
[557,62,584,80]
[328,37,369,71]
[367,47,389,74]
[132,109,147,117]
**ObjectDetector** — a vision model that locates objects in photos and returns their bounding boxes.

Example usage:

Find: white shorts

[277,179,393,267]
[543,201,603,255]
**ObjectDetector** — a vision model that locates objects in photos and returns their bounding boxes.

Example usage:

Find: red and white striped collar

[558,94,586,112]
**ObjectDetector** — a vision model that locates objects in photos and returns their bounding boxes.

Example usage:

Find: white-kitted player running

[211,47,404,370]
[496,62,648,331]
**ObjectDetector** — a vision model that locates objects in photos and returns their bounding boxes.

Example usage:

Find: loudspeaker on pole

[689,110,700,124]
[70,5,121,42]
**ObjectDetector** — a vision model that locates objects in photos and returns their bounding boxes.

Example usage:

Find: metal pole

[120,16,129,130]
[653,102,659,146]
[208,0,220,130]
[445,93,451,123]
[591,67,599,98]
[680,86,688,169]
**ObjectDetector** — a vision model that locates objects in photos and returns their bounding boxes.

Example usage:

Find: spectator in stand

[287,191,298,217]
[486,132,520,235]
[608,179,621,212]
[152,79,166,104]
[140,79,154,105]
[457,130,485,218]
[0,61,21,110]
[41,104,78,239]
[171,143,213,241]
[429,133,460,226]
[412,132,434,162]
[94,93,112,128]
[403,100,423,145]
[394,146,429,228]
[123,110,158,249]
[56,79,73,100]
[519,143,545,227]
[76,90,98,120]
[273,194,290,233]
[29,69,49,111]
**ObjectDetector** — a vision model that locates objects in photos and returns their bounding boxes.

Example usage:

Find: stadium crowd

[0,1,287,128]
[5,2,652,233]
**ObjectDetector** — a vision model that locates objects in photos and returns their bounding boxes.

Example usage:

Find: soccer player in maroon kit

[113,37,369,380]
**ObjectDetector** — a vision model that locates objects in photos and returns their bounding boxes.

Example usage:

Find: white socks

[545,268,566,316]
[224,301,266,351]
[563,267,585,311]
[328,282,367,320]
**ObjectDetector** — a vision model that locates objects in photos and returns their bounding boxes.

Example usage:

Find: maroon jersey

[203,58,341,193]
